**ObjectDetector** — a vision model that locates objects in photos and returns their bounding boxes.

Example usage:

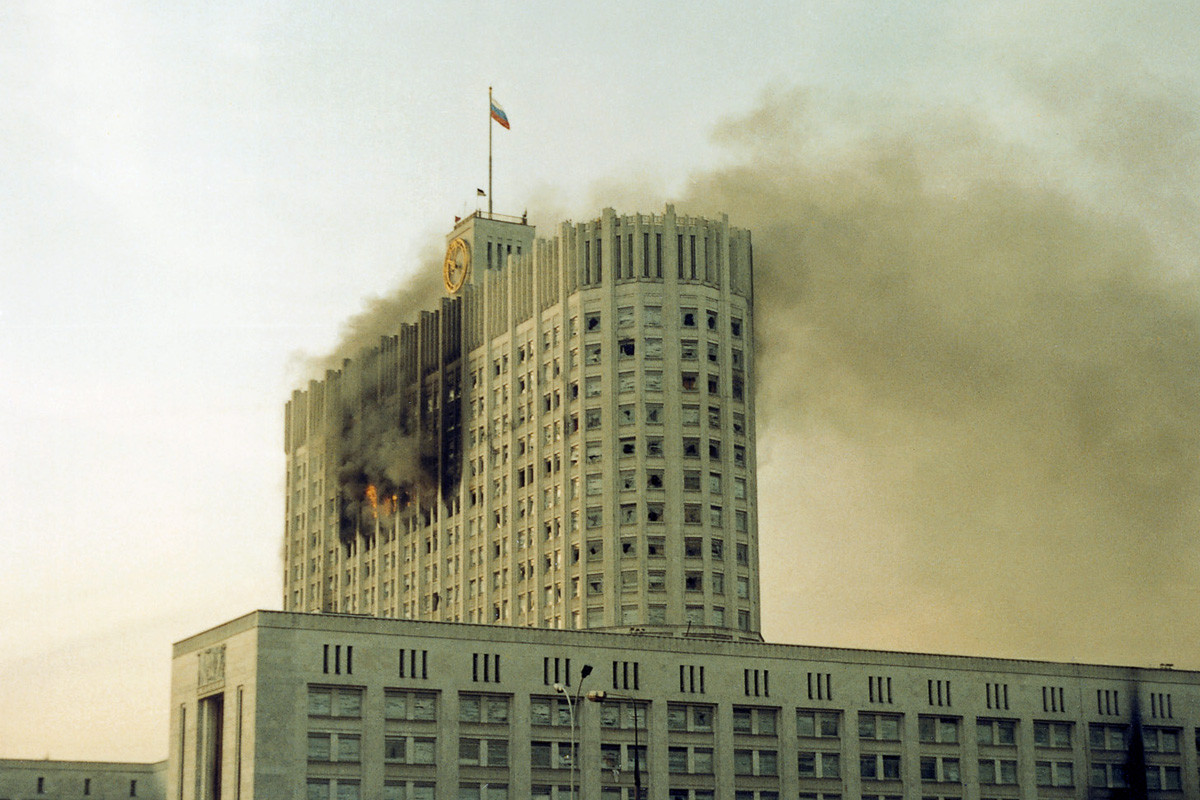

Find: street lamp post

[554,664,592,800]
[585,690,644,800]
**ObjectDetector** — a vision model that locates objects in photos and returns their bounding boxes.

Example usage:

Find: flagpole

[488,86,493,218]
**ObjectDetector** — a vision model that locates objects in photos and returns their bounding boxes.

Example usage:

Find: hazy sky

[2,2,1197,761]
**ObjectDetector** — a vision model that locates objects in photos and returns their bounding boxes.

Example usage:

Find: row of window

[578,502,749,529]
[307,781,505,800]
[311,727,1181,792]
[589,604,753,630]
[537,415,752,463]
[313,686,1190,751]
[573,337,746,367]
[575,358,747,401]
[314,774,1193,800]
[586,570,749,596]
[575,305,744,338]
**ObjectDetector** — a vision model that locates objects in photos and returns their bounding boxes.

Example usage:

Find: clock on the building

[443,237,471,293]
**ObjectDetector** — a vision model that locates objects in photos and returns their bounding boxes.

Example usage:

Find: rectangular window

[1090,762,1128,789]
[309,686,363,718]
[732,705,776,733]
[1089,723,1127,750]
[918,716,959,744]
[460,694,510,724]
[797,751,841,779]
[1035,760,1073,787]
[384,737,407,763]
[919,756,960,783]
[797,710,840,738]
[337,735,361,763]
[733,477,746,499]
[1033,720,1072,748]
[1143,726,1181,753]
[859,713,901,741]
[976,718,1017,746]
[308,733,331,762]
[980,758,1019,785]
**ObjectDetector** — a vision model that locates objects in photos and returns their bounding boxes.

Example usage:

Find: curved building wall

[283,206,759,641]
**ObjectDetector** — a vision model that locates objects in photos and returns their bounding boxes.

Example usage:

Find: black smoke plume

[311,245,447,543]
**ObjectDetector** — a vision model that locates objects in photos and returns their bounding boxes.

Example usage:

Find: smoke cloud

[674,79,1200,663]
[308,243,448,540]
[314,67,1200,664]
[314,242,447,373]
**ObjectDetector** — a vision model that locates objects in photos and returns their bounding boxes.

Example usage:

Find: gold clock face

[443,237,471,293]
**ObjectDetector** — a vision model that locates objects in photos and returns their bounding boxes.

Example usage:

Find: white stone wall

[170,611,1200,800]
[0,759,165,800]
[282,206,761,640]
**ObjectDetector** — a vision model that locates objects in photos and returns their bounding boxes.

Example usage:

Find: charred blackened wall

[284,296,466,610]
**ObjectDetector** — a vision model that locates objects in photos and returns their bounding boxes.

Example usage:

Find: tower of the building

[283,206,759,640]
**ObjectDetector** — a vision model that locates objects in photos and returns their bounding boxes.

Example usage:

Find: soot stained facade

[283,207,759,640]
[163,204,1200,800]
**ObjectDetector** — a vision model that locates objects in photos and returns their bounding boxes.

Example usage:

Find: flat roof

[173,609,1199,684]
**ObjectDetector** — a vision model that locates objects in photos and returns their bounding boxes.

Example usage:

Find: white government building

[6,207,1197,800]
[171,609,1198,800]
[173,207,1198,800]
[282,206,760,639]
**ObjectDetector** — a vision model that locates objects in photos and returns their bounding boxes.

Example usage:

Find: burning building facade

[164,204,1200,800]
[284,206,760,639]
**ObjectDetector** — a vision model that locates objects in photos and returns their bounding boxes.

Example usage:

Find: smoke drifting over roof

[676,79,1200,662]
[314,242,448,374]
[313,68,1199,664]
[306,243,449,541]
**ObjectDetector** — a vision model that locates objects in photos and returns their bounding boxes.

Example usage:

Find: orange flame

[365,485,378,519]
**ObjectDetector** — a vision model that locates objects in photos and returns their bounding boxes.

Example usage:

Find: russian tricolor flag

[490,97,510,130]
